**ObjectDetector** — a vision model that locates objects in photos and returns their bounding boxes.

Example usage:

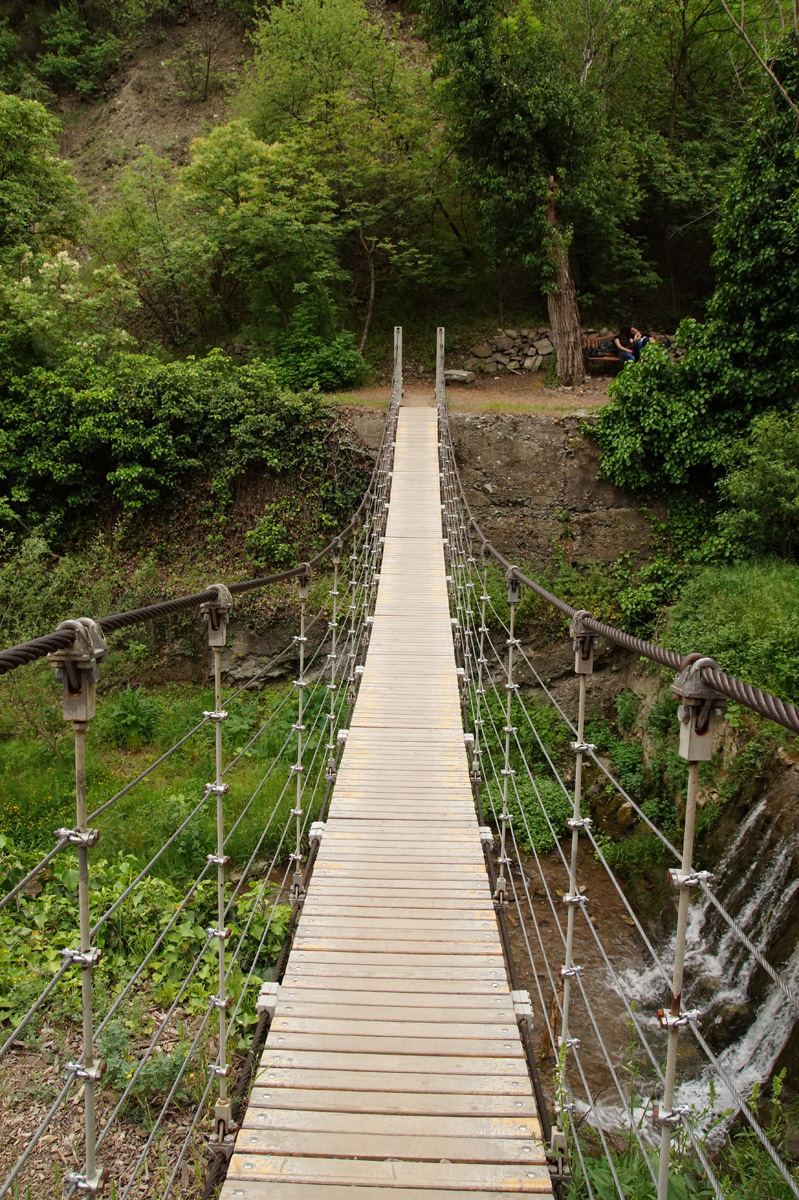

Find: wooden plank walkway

[220,407,553,1199]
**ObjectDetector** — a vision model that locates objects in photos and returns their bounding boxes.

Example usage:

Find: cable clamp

[570,741,596,754]
[55,826,100,848]
[207,926,231,940]
[325,757,337,782]
[504,682,519,692]
[292,634,308,645]
[211,995,233,1010]
[310,822,326,845]
[560,964,584,978]
[291,723,306,733]
[505,637,521,648]
[256,981,280,1017]
[566,817,593,830]
[557,1035,581,1049]
[478,826,494,849]
[60,947,102,968]
[657,1007,700,1029]
[502,725,518,735]
[208,1062,232,1078]
[562,893,589,906]
[500,768,516,778]
[205,783,230,795]
[463,732,475,747]
[511,989,533,1023]
[64,1169,109,1194]
[653,1103,691,1128]
[205,853,231,867]
[337,729,349,744]
[355,665,365,676]
[289,764,305,775]
[668,868,715,889]
[65,1060,106,1082]
[290,807,304,819]
[202,709,228,722]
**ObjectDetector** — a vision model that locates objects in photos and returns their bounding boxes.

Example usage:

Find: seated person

[614,324,656,364]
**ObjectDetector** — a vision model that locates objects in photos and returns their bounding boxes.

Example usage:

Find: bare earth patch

[332,371,613,415]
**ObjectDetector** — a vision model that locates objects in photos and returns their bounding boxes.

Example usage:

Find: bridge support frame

[48,618,109,1195]
[655,656,726,1200]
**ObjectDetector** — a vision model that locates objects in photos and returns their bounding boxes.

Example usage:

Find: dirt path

[332,371,613,415]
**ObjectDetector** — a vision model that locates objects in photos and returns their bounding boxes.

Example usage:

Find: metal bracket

[560,964,584,978]
[570,741,596,754]
[207,926,231,940]
[569,610,597,675]
[203,709,229,722]
[205,782,230,796]
[64,1169,109,1193]
[296,564,312,601]
[668,868,714,889]
[208,1063,232,1078]
[653,1103,690,1128]
[337,729,348,745]
[65,1061,106,1082]
[256,981,280,1018]
[48,618,108,723]
[61,947,102,969]
[200,584,233,648]
[309,822,326,846]
[657,1007,700,1029]
[672,655,727,761]
[211,995,233,1010]
[558,1035,581,1049]
[566,817,592,831]
[205,853,231,867]
[506,567,521,606]
[511,989,533,1023]
[55,827,100,848]
[478,826,494,849]
[562,893,588,906]
[325,758,337,783]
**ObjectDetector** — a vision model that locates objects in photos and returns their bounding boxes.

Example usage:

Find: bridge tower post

[200,583,236,1147]
[656,656,725,1200]
[48,618,109,1196]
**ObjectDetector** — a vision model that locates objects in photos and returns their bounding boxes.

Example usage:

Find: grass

[665,559,799,704]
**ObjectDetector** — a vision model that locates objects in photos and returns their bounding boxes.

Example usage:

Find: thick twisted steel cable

[439,404,799,734]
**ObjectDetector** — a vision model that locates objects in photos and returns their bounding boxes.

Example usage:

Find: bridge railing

[0,332,403,1199]
[435,328,799,1200]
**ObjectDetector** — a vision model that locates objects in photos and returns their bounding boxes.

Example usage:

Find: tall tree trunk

[545,178,583,387]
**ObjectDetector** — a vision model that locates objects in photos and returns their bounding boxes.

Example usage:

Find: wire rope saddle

[569,609,597,675]
[200,583,233,648]
[47,617,108,724]
[671,653,727,761]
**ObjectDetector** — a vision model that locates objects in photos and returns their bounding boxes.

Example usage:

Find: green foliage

[273,303,368,391]
[106,686,159,748]
[666,560,799,703]
[713,410,799,560]
[0,92,82,253]
[594,37,799,492]
[495,774,574,854]
[37,4,123,96]
[0,348,366,543]
[0,832,291,1042]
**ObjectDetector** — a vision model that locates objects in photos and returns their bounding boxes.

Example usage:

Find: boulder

[444,369,476,385]
[484,359,499,370]
[533,336,554,355]
[507,359,521,370]
[494,353,510,365]
[495,335,514,351]
[523,355,543,371]
[504,329,520,339]
[470,343,493,357]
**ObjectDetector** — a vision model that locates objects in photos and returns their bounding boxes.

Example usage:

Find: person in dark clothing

[614,324,654,364]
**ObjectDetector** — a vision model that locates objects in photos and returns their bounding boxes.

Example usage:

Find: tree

[593,35,799,491]
[0,91,82,253]
[420,0,647,385]
[239,0,461,349]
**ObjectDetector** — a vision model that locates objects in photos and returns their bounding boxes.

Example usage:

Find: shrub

[37,4,123,96]
[713,410,799,561]
[106,686,159,747]
[488,775,574,854]
[665,560,799,703]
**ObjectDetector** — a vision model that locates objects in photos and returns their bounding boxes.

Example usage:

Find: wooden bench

[582,336,622,374]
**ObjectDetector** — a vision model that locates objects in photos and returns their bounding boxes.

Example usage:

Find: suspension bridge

[0,329,797,1200]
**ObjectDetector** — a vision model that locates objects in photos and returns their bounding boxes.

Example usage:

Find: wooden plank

[242,1109,541,1140]
[220,1185,550,1200]
[277,976,512,996]
[263,1033,523,1057]
[225,1155,552,1191]
[257,1051,527,1075]
[274,1001,516,1022]
[246,1088,537,1118]
[236,1128,546,1164]
[270,1018,521,1040]
[291,938,501,955]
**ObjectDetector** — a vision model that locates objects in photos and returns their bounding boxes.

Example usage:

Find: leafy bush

[713,410,799,561]
[38,4,123,96]
[487,775,574,854]
[0,348,367,543]
[106,686,159,748]
[665,560,799,704]
[275,330,368,392]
